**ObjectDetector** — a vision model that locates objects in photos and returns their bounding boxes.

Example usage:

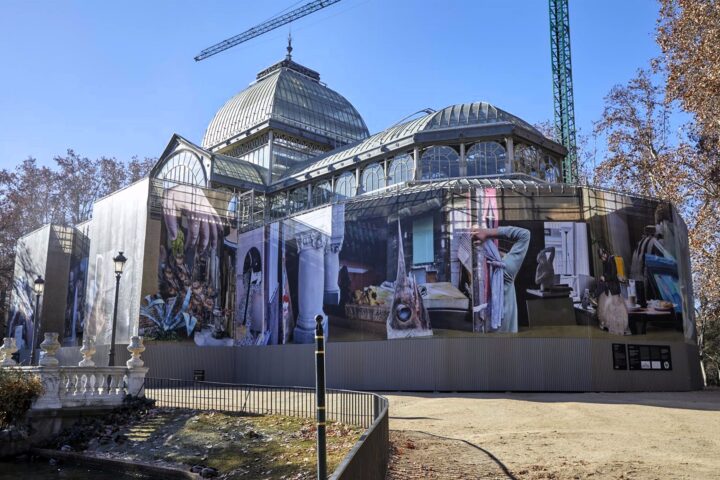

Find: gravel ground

[384,390,720,479]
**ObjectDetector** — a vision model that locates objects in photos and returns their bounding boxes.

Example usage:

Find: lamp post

[315,314,327,480]
[30,275,45,365]
[107,251,127,367]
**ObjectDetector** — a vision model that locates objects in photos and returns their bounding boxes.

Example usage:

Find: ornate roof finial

[286,32,293,61]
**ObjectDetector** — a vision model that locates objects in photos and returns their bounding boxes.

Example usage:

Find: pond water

[0,460,149,479]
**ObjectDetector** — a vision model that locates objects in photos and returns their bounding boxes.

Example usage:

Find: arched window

[334,172,356,200]
[514,145,542,177]
[420,146,460,180]
[312,181,333,206]
[156,150,206,188]
[288,188,308,213]
[387,154,414,185]
[466,142,507,176]
[360,163,385,194]
[539,154,561,183]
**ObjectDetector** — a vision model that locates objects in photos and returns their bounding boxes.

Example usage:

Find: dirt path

[384,390,720,479]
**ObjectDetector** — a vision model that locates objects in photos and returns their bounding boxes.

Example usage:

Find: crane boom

[549,0,578,183]
[194,0,342,61]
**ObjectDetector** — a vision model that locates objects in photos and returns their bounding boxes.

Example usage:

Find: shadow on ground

[382,388,720,412]
[386,430,516,479]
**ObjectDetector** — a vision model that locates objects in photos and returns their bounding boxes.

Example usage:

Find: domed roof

[423,102,542,135]
[202,58,369,150]
[282,101,550,181]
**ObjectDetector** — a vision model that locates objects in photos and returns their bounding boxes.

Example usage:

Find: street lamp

[30,275,45,365]
[315,314,327,480]
[108,251,127,367]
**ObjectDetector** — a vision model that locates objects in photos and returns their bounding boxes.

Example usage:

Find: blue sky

[0,0,663,169]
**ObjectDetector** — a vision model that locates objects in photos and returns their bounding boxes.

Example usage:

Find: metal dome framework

[153,46,571,225]
[202,61,370,152]
[280,101,560,183]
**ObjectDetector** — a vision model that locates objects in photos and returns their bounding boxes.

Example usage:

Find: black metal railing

[144,377,384,430]
[144,377,390,478]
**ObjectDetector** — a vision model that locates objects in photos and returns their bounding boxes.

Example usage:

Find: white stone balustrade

[57,367,129,407]
[126,336,149,398]
[0,338,18,366]
[0,333,148,411]
[78,336,96,367]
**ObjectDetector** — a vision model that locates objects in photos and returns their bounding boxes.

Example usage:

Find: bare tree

[0,153,156,320]
[656,0,720,384]
[54,150,98,225]
[594,66,720,384]
[128,156,156,183]
[593,68,695,204]
[534,120,597,186]
[658,0,720,161]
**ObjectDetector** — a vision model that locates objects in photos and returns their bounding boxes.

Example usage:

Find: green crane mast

[549,0,578,184]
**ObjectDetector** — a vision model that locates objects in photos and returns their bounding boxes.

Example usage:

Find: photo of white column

[293,230,327,344]
[323,204,345,305]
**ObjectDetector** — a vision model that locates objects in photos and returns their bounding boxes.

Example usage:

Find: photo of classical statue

[535,247,556,291]
[470,226,531,333]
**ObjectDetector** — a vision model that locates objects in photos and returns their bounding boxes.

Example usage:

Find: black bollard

[315,314,327,479]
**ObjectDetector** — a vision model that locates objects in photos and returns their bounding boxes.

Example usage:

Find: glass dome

[202,59,369,151]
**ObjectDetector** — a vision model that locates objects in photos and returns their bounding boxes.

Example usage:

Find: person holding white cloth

[471,226,531,333]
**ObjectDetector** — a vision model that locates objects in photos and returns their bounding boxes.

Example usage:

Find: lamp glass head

[113,251,128,275]
[33,275,45,295]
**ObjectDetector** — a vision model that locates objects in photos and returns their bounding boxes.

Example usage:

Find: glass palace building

[9,52,702,391]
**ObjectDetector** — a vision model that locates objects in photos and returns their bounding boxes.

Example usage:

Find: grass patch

[88,409,362,479]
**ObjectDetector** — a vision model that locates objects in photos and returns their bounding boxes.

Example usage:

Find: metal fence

[144,377,384,429]
[144,377,390,479]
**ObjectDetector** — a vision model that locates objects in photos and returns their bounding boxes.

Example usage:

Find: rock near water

[200,466,219,478]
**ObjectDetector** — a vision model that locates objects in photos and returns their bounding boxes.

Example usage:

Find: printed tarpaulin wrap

[645,254,682,313]
[281,250,293,344]
[457,232,473,273]
[387,221,433,339]
[458,231,487,332]
[162,184,224,252]
[482,239,506,330]
[630,235,671,281]
[472,187,500,332]
[120,177,696,348]
[418,282,469,310]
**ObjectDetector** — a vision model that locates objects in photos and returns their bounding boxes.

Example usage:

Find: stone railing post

[78,336,96,367]
[39,332,60,367]
[0,337,18,366]
[31,332,62,409]
[126,336,148,397]
[32,366,61,410]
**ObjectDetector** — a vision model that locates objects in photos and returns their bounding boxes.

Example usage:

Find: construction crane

[549,0,578,184]
[194,0,341,62]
